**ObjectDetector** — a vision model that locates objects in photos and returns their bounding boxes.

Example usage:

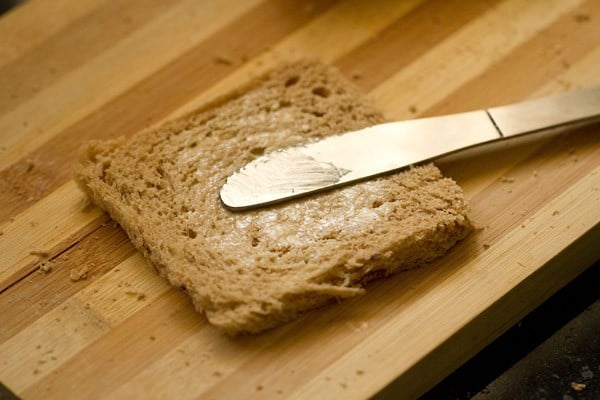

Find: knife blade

[220,86,600,210]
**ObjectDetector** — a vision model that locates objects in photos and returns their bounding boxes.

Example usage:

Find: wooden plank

[425,0,600,115]
[334,0,503,93]
[0,220,133,342]
[165,0,426,119]
[0,181,104,291]
[0,0,598,398]
[0,253,171,392]
[0,0,262,172]
[0,0,180,117]
[0,0,110,67]
[371,0,586,119]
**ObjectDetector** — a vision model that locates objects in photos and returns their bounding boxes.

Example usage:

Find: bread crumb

[33,368,40,375]
[256,385,263,391]
[339,382,347,389]
[125,291,147,301]
[408,105,418,114]
[356,369,364,375]
[214,56,233,66]
[552,210,560,216]
[30,250,50,257]
[571,381,586,391]
[500,176,515,183]
[149,335,156,341]
[26,159,35,172]
[483,243,491,250]
[39,262,52,273]
[70,265,89,281]
[351,72,362,81]
[574,13,590,23]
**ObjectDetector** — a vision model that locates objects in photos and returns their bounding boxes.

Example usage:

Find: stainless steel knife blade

[220,86,600,210]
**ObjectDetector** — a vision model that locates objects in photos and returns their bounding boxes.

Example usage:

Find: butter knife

[220,86,600,210]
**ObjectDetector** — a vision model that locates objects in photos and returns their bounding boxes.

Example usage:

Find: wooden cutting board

[0,0,598,399]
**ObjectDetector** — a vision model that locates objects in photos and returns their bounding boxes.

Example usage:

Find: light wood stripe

[0,0,180,117]
[104,324,295,400]
[424,0,600,116]
[0,0,110,67]
[370,0,585,120]
[22,288,195,399]
[0,0,261,171]
[334,0,503,93]
[535,45,600,96]
[0,252,171,393]
[0,181,103,290]
[0,219,134,342]
[164,0,426,120]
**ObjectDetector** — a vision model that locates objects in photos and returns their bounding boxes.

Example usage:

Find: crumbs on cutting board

[214,55,233,66]
[38,262,52,273]
[125,291,147,301]
[500,176,516,183]
[30,250,50,257]
[25,158,35,172]
[70,265,90,281]
[31,249,53,273]
[574,12,590,23]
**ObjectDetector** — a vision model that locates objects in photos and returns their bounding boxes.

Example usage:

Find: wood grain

[0,0,598,399]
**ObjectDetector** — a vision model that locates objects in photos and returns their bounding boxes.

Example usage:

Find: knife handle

[488,85,600,137]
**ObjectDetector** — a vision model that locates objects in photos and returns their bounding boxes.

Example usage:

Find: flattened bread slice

[75,60,471,335]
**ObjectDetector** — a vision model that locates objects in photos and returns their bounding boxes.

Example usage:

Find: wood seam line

[0,214,110,294]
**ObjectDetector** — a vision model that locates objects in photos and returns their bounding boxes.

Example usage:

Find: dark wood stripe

[424,0,599,116]
[0,218,135,343]
[335,0,502,93]
[22,290,203,400]
[0,0,179,116]
[0,0,338,224]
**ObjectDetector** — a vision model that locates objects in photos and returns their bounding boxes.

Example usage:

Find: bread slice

[75,60,472,335]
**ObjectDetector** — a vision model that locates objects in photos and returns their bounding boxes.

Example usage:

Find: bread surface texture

[75,60,472,334]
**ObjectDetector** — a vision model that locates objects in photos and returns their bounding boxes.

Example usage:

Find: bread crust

[75,60,472,335]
